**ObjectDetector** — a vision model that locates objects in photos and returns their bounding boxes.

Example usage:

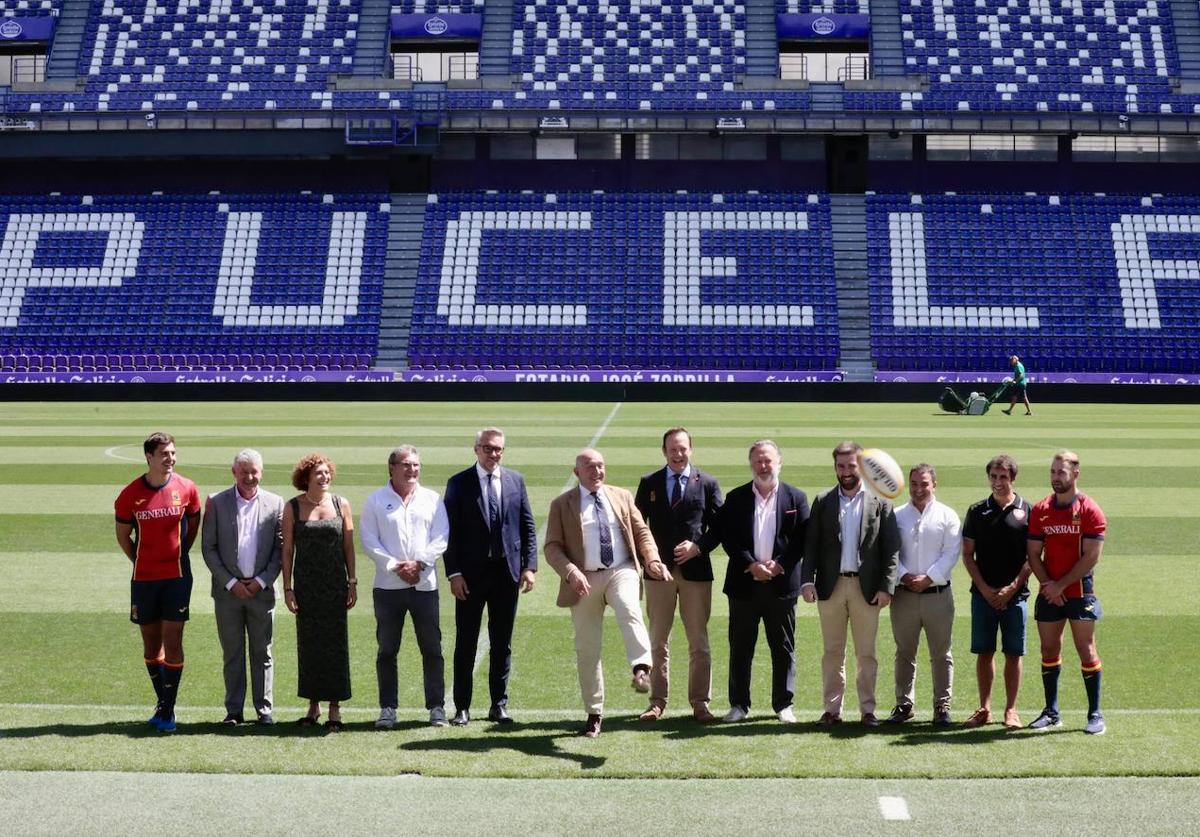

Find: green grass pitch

[1,398,1198,831]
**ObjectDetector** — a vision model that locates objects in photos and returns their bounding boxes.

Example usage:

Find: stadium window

[868,135,913,161]
[926,134,972,162]
[0,48,46,86]
[780,136,825,161]
[779,43,870,82]
[636,134,680,160]
[535,137,576,160]
[678,135,724,160]
[722,136,767,161]
[575,134,622,160]
[1159,137,1200,163]
[491,134,535,160]
[390,48,479,82]
[1072,135,1116,162]
[434,134,476,160]
[1013,135,1058,162]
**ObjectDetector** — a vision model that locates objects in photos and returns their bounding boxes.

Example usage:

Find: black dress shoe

[221,713,245,726]
[256,713,276,726]
[450,709,470,726]
[582,714,602,738]
[487,705,514,724]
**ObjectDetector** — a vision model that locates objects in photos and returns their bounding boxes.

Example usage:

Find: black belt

[839,571,858,578]
[920,584,950,595]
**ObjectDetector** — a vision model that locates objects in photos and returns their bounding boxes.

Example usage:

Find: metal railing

[837,56,871,82]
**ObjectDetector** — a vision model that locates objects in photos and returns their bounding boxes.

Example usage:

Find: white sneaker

[1085,712,1106,735]
[1028,709,1061,730]
[722,706,749,723]
[777,707,797,724]
[375,707,396,730]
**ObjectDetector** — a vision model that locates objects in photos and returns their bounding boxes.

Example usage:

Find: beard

[838,474,860,491]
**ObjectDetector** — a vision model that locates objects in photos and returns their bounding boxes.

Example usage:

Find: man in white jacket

[360,445,450,728]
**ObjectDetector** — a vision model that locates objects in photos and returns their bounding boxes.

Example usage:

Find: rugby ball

[858,448,905,501]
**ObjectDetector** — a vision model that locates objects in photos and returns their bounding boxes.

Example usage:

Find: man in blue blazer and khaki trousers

[442,427,538,726]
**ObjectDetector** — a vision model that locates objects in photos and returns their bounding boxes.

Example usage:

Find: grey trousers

[374,587,445,710]
[213,591,275,716]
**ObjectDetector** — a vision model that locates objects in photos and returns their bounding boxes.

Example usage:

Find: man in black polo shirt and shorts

[959,454,1031,729]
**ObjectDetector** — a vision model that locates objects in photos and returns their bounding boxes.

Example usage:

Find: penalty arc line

[468,402,625,682]
[104,444,145,463]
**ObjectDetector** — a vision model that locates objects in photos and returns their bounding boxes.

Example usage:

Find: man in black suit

[718,440,810,724]
[443,427,538,726]
[801,440,901,728]
[634,427,724,723]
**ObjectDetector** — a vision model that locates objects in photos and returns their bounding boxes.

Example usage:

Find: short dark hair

[661,427,692,449]
[832,440,862,460]
[292,453,336,491]
[909,463,937,483]
[143,432,175,455]
[986,454,1018,479]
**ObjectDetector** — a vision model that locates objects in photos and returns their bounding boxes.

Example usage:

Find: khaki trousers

[890,586,955,712]
[570,565,652,715]
[645,575,712,710]
[817,575,882,716]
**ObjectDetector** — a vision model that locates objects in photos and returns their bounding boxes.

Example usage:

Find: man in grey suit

[801,440,901,728]
[201,448,284,725]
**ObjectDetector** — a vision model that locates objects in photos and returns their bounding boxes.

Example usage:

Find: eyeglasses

[479,445,505,454]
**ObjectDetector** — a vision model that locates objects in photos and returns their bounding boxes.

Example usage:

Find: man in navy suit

[443,427,538,726]
[718,440,810,724]
[634,427,724,723]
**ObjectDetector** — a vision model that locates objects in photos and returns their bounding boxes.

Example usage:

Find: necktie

[487,473,500,531]
[591,491,614,567]
[671,472,686,506]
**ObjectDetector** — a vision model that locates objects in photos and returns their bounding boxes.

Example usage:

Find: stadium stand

[867,192,1200,373]
[407,191,839,369]
[391,1,484,10]
[0,191,387,371]
[778,0,868,14]
[844,0,1200,115]
[444,1,812,112]
[0,0,60,14]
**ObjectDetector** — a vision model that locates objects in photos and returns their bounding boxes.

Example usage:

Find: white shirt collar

[476,462,500,482]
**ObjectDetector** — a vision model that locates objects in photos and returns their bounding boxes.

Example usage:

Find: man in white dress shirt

[360,445,450,728]
[887,463,962,726]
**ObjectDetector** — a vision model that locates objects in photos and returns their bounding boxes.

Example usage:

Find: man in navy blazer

[718,440,810,724]
[443,427,538,726]
[634,427,724,723]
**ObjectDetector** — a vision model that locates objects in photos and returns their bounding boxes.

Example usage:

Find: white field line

[103,444,145,463]
[470,402,624,677]
[878,796,911,821]
[0,703,1194,717]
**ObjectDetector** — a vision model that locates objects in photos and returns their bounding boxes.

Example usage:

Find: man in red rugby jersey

[1026,450,1107,735]
[115,432,201,732]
